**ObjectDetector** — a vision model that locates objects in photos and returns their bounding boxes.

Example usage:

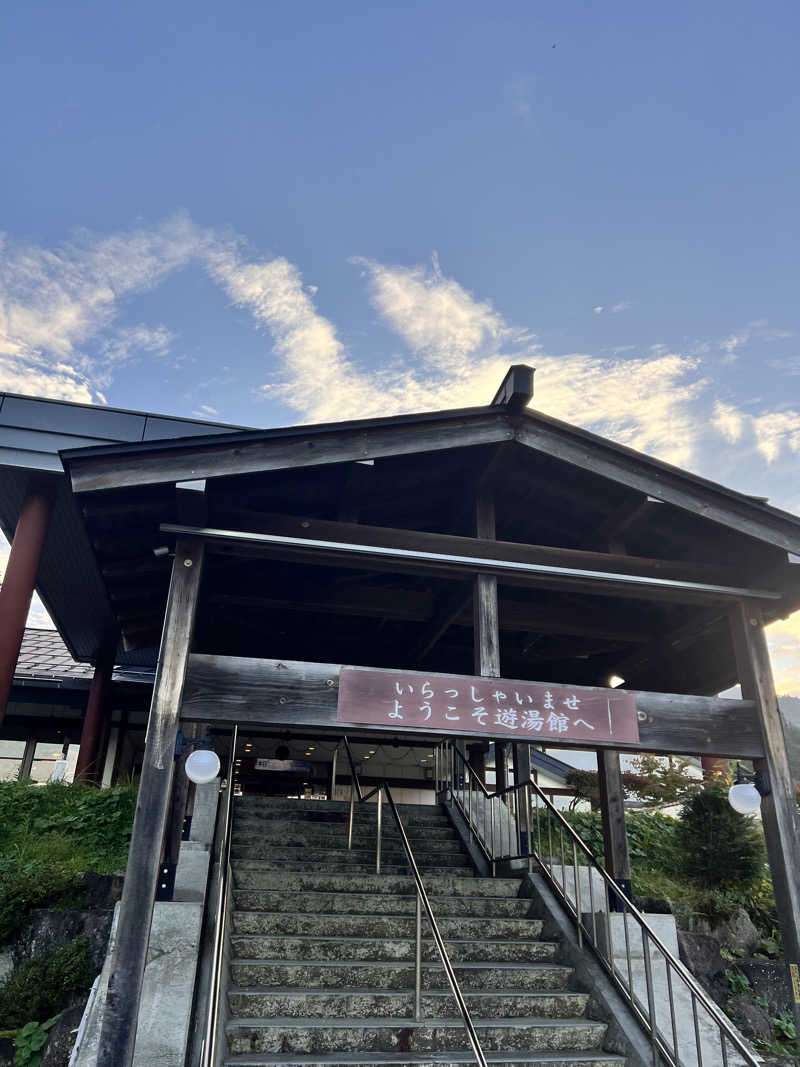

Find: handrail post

[348,779,355,850]
[200,724,238,1067]
[376,787,382,874]
[414,893,422,1022]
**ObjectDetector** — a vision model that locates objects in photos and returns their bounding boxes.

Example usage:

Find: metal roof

[0,391,252,664]
[11,628,155,691]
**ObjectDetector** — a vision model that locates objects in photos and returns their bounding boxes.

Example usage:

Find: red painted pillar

[74,649,116,782]
[0,480,56,724]
[701,756,730,780]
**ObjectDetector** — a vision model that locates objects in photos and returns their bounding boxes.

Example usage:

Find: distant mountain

[778,696,800,777]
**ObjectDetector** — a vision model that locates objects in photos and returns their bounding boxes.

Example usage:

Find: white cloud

[0,213,211,401]
[711,400,800,462]
[712,401,746,443]
[593,306,604,314]
[611,301,631,313]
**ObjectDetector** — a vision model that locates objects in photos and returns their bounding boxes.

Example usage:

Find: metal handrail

[341,737,488,1067]
[200,724,239,1067]
[443,741,760,1067]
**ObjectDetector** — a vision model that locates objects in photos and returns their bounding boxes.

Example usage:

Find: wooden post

[96,539,204,1067]
[0,479,56,723]
[18,737,36,781]
[495,741,510,794]
[158,743,190,900]
[74,649,115,782]
[512,743,533,852]
[729,602,800,1046]
[468,742,490,785]
[597,748,632,909]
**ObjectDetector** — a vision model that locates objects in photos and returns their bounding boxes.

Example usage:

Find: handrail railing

[200,724,238,1067]
[341,737,488,1067]
[440,740,759,1067]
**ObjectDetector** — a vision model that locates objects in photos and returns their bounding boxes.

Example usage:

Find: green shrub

[0,937,94,1029]
[0,781,136,944]
[675,784,765,891]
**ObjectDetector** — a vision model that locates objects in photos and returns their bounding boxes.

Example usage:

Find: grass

[0,779,136,945]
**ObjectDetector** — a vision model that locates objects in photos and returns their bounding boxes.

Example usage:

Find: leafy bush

[11,1014,61,1067]
[0,938,93,1029]
[0,780,135,944]
[675,783,765,891]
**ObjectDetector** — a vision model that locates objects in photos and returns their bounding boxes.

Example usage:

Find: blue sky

[1,1,800,687]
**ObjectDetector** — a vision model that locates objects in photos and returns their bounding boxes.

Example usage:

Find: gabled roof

[61,395,800,555]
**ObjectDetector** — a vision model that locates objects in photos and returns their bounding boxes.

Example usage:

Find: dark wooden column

[597,748,632,907]
[96,539,204,1067]
[0,479,56,722]
[495,741,510,794]
[74,648,115,782]
[729,603,800,1045]
[468,742,490,784]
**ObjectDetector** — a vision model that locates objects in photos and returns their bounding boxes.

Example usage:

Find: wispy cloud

[712,399,800,462]
[0,214,212,401]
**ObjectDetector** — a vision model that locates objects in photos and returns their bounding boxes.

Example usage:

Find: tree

[565,754,700,810]
[675,783,765,891]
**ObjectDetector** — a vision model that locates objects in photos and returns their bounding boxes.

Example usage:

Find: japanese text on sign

[337,668,640,745]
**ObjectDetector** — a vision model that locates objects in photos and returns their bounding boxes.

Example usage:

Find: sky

[1,1,799,690]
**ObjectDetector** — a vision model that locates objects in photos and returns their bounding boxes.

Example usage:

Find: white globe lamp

[728,782,761,815]
[185,748,221,785]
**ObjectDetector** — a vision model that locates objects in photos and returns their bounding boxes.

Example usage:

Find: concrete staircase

[223,797,624,1067]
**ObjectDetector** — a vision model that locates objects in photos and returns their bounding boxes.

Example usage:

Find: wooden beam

[180,654,765,758]
[729,602,800,1045]
[96,539,204,1067]
[161,520,784,605]
[204,586,652,645]
[514,413,800,555]
[67,410,514,493]
[183,510,756,588]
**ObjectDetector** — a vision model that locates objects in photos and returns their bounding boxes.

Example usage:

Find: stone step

[227,961,573,993]
[235,805,451,827]
[233,820,462,843]
[235,865,476,880]
[230,871,519,897]
[232,829,465,852]
[224,1054,624,1067]
[223,990,588,1020]
[231,913,545,942]
[232,847,470,866]
[236,800,446,816]
[224,1017,607,1055]
[230,935,559,964]
[233,891,532,919]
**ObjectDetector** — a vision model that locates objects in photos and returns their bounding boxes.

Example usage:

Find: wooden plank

[96,539,204,1067]
[515,415,800,555]
[180,654,765,758]
[597,749,632,887]
[68,411,514,493]
[729,602,800,1043]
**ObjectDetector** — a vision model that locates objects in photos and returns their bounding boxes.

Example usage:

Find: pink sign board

[337,668,640,745]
